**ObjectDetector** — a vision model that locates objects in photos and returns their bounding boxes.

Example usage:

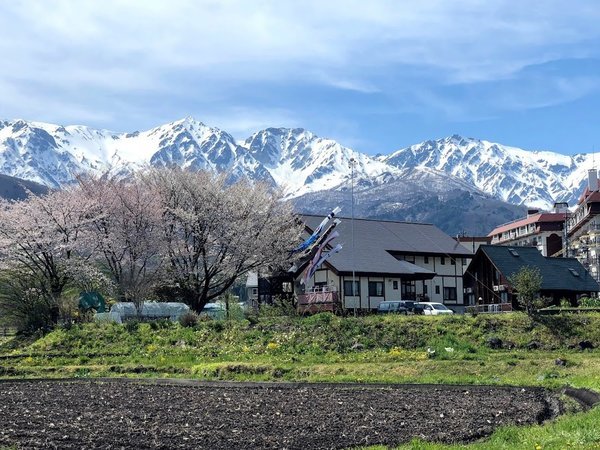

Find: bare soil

[0,379,560,449]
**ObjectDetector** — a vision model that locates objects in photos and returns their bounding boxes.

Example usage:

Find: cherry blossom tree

[0,168,303,325]
[147,168,302,312]
[78,175,164,306]
[0,187,100,325]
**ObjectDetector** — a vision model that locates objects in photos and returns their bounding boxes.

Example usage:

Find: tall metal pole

[564,210,569,258]
[350,157,356,316]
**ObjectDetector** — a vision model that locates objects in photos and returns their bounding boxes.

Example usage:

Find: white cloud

[3,1,599,80]
[494,76,600,110]
[0,0,599,127]
[202,106,301,139]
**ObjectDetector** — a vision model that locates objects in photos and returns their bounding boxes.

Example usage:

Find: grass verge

[0,312,599,449]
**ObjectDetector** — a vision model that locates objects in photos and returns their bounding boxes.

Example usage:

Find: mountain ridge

[0,117,594,213]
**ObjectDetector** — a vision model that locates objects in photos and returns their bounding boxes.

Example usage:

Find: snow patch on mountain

[382,135,589,209]
[0,118,597,210]
[243,127,398,196]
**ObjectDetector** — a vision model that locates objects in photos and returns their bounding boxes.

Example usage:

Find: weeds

[1,312,599,449]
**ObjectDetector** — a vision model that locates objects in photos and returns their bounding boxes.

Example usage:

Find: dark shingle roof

[479,245,599,292]
[301,215,471,276]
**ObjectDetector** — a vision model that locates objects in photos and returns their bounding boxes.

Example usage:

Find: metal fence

[474,303,513,313]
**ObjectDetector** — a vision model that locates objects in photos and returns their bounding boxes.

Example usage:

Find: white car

[418,302,454,315]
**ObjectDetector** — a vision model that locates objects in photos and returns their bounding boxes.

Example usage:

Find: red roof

[581,190,600,205]
[488,212,566,236]
[578,180,600,205]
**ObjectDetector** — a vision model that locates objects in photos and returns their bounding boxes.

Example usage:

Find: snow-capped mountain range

[0,117,594,210]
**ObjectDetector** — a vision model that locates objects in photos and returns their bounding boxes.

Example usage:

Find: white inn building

[297,215,473,313]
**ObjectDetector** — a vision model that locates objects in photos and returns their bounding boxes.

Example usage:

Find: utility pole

[563,210,569,258]
[349,157,357,317]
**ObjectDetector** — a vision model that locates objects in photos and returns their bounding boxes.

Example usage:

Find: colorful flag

[304,244,343,282]
[301,231,339,283]
[292,207,341,254]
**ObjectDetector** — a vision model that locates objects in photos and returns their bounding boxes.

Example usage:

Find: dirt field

[0,379,560,449]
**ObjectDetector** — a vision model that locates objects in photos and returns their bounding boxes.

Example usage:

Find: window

[462,258,467,265]
[282,282,293,293]
[435,285,440,294]
[433,303,449,310]
[392,280,398,290]
[493,269,500,285]
[252,288,258,295]
[344,280,360,296]
[401,280,416,299]
[441,257,446,265]
[369,281,384,297]
[443,287,457,301]
[403,255,415,263]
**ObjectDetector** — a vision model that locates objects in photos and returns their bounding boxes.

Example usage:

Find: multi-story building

[566,169,600,282]
[487,205,567,257]
[298,215,473,313]
[480,168,600,288]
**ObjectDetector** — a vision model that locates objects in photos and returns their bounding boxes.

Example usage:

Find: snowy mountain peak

[383,135,589,209]
[242,127,396,196]
[0,117,597,210]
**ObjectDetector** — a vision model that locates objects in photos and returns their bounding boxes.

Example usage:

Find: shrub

[579,297,600,308]
[508,266,550,316]
[466,306,478,316]
[304,312,335,326]
[179,311,199,328]
[0,270,58,332]
[224,300,246,321]
[149,318,172,330]
[559,298,572,308]
[207,320,224,332]
[124,319,140,333]
[258,296,298,318]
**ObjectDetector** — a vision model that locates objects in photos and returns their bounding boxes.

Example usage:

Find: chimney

[589,169,598,192]
[553,202,569,213]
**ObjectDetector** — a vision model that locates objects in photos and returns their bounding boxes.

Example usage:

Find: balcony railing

[297,286,340,314]
[474,303,513,313]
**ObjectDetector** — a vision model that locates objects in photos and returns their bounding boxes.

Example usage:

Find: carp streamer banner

[303,233,342,283]
[292,206,341,254]
[292,207,343,285]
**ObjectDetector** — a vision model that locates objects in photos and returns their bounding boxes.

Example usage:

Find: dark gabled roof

[300,215,471,277]
[478,245,599,292]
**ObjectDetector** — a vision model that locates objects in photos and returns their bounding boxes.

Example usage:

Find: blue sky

[1,0,600,155]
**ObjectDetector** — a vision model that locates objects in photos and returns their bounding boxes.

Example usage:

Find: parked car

[397,300,424,315]
[417,302,454,315]
[377,301,409,315]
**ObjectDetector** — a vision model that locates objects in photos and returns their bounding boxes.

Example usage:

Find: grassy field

[0,312,599,449]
